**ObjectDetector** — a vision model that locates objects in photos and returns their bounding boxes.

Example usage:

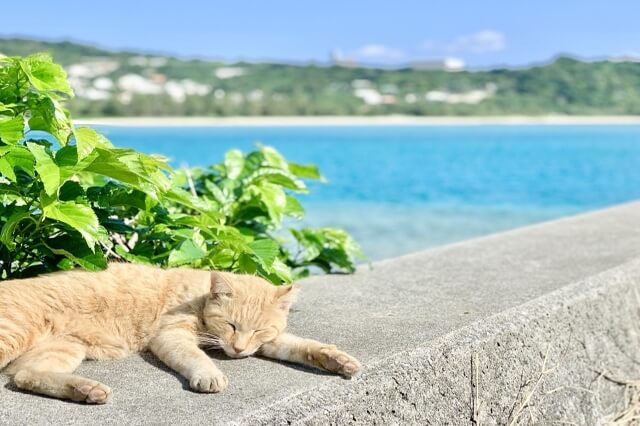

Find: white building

[93,77,114,91]
[67,59,120,78]
[117,74,163,95]
[127,56,168,67]
[412,57,465,72]
[214,67,246,79]
[354,88,383,105]
[608,54,640,63]
[164,80,212,102]
[425,83,497,104]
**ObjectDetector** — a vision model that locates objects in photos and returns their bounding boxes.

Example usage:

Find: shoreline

[76,115,640,127]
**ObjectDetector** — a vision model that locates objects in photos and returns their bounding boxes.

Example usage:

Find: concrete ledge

[2,202,640,424]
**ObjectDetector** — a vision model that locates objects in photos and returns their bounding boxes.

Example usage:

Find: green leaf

[264,172,307,191]
[204,179,231,207]
[58,181,85,201]
[27,97,73,145]
[56,258,75,271]
[0,102,18,113]
[224,149,245,179]
[0,116,24,144]
[43,201,102,249]
[0,58,29,101]
[250,181,287,225]
[79,148,143,184]
[248,238,279,268]
[79,148,171,198]
[271,258,293,283]
[90,185,148,210]
[26,142,60,195]
[291,227,365,273]
[168,239,207,266]
[74,127,113,160]
[115,246,159,265]
[288,162,325,181]
[0,145,35,178]
[0,157,16,181]
[291,228,322,261]
[192,229,206,251]
[164,187,221,220]
[115,246,154,265]
[237,253,257,274]
[244,167,307,191]
[52,247,107,271]
[260,145,288,169]
[55,145,78,167]
[322,228,366,259]
[18,54,74,98]
[45,236,107,271]
[0,207,31,249]
[284,195,305,219]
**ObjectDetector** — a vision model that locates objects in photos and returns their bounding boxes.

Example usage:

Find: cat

[0,263,361,404]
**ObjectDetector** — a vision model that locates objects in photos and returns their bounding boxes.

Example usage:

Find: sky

[2,1,640,68]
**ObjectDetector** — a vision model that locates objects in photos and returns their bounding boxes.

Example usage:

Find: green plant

[0,53,364,282]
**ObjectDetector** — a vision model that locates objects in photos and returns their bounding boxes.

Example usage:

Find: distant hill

[2,37,640,117]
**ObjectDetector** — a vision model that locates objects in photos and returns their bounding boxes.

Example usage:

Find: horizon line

[1,34,636,71]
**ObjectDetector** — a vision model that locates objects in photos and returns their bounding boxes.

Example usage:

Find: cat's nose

[232,344,245,354]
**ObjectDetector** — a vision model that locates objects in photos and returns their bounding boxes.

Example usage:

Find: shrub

[0,53,363,282]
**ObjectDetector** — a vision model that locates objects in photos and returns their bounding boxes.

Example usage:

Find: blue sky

[2,1,640,67]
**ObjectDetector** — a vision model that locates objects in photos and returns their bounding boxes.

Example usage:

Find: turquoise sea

[97,125,640,260]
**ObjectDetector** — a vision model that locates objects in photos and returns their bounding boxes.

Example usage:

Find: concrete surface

[2,202,640,425]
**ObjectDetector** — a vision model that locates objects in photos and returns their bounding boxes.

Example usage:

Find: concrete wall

[2,202,640,425]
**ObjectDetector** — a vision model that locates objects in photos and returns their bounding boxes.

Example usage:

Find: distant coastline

[76,115,640,127]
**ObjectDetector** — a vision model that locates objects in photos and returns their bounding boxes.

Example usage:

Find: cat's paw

[316,346,362,378]
[190,371,228,393]
[71,382,112,404]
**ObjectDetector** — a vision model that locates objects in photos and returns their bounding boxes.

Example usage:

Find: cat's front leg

[149,321,228,393]
[259,332,361,378]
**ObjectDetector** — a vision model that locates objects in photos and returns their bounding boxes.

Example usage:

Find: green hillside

[2,38,640,116]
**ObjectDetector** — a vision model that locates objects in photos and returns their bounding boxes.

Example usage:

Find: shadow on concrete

[138,351,192,391]
[255,355,336,377]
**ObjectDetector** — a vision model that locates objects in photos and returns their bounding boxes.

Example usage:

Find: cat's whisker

[199,342,222,349]
[198,337,219,343]
[198,333,224,349]
[198,332,222,340]
[203,344,223,350]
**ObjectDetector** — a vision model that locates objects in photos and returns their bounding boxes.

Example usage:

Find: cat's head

[202,271,299,358]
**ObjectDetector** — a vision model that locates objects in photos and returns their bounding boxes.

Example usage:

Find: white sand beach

[76,115,640,127]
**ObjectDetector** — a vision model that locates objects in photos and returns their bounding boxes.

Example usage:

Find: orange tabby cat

[0,263,360,403]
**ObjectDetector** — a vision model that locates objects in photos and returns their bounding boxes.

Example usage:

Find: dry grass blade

[508,347,554,426]
[599,371,640,426]
[471,353,480,425]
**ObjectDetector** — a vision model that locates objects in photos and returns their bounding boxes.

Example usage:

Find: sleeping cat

[0,263,361,404]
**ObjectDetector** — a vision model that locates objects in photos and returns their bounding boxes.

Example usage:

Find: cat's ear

[210,271,233,299]
[275,284,300,312]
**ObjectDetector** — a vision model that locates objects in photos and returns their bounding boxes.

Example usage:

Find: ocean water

[97,125,640,260]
